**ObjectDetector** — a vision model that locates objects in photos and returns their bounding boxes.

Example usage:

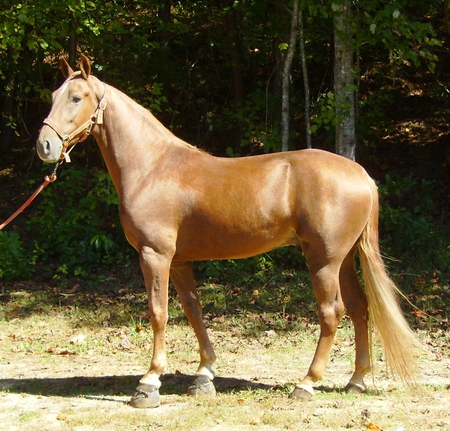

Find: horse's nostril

[39,140,51,155]
[36,139,51,156]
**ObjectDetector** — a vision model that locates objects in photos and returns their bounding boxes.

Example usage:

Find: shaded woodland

[0,1,449,295]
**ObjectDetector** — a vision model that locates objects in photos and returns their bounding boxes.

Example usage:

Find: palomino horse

[36,55,421,408]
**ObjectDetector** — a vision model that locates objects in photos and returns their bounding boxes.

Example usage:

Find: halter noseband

[43,75,107,163]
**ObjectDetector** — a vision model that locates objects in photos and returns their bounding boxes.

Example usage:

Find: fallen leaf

[58,349,76,355]
[69,284,80,293]
[47,347,76,355]
[366,422,382,431]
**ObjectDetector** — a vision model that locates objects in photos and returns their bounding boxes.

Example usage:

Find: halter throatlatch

[43,83,107,163]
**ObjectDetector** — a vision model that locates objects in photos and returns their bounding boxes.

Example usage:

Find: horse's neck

[92,84,176,195]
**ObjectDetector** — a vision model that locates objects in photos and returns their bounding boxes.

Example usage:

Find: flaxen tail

[358,180,422,385]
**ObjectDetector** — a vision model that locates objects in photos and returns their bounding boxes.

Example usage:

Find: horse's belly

[173,224,300,262]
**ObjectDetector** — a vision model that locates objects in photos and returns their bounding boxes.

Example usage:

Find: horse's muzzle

[36,127,63,163]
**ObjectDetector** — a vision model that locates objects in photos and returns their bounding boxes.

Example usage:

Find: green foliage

[378,174,449,278]
[310,91,339,134]
[197,246,306,286]
[0,0,449,289]
[379,174,434,250]
[0,231,33,280]
[26,167,132,276]
[0,0,444,150]
[125,82,168,114]
[220,85,282,155]
[197,256,275,284]
[360,2,440,70]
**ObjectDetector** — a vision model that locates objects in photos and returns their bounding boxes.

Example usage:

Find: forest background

[0,0,449,318]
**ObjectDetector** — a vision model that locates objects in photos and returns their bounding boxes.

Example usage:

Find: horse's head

[36,54,106,163]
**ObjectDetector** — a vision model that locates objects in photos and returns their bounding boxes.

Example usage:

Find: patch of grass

[18,411,36,423]
[1,269,449,430]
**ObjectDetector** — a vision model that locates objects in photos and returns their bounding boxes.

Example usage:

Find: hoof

[289,386,314,401]
[129,383,160,408]
[344,381,367,394]
[187,374,216,397]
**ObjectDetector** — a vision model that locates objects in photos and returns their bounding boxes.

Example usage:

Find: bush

[378,173,450,278]
[196,246,307,286]
[0,231,33,281]
[26,167,133,276]
[379,174,434,250]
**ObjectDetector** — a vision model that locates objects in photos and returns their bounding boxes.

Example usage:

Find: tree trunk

[281,0,299,152]
[298,9,311,149]
[333,0,356,160]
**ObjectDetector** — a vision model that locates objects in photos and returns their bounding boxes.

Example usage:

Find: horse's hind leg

[290,260,344,401]
[170,261,217,397]
[339,249,371,393]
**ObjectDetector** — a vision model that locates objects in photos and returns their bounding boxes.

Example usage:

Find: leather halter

[43,73,107,162]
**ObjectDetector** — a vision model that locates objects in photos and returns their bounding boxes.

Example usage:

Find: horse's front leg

[170,261,217,397]
[130,246,172,408]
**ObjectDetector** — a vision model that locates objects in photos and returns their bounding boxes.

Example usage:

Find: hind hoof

[130,383,160,408]
[289,386,314,401]
[187,375,216,397]
[344,381,367,394]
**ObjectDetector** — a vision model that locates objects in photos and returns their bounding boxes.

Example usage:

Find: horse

[36,55,421,408]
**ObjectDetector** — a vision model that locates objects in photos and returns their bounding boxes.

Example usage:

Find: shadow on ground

[0,373,276,399]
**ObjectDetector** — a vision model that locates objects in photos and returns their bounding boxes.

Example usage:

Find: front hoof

[344,381,367,394]
[130,383,160,408]
[289,386,314,401]
[187,375,216,397]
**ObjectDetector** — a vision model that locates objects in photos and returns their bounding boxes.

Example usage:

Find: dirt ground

[1,311,449,431]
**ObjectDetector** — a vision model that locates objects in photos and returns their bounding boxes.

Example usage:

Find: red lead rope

[0,173,58,231]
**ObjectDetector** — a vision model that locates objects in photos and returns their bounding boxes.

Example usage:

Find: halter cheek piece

[43,74,107,163]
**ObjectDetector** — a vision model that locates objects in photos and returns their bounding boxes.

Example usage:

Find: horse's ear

[60,58,74,79]
[79,54,91,80]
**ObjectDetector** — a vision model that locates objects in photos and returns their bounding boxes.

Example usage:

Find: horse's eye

[72,96,82,104]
